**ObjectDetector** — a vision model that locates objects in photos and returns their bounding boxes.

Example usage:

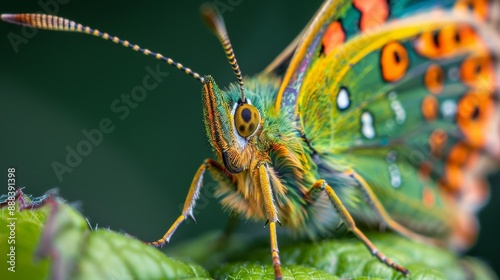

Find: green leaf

[0,190,210,280]
[206,232,498,280]
[170,224,497,280]
[1,190,497,280]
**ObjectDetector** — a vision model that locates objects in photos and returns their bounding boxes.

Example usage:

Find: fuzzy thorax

[202,75,324,234]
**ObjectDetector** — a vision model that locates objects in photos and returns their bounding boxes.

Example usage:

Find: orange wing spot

[449,142,471,165]
[422,186,435,208]
[444,142,480,191]
[353,0,389,31]
[445,165,463,191]
[422,95,439,121]
[380,42,409,82]
[321,21,345,55]
[429,129,448,158]
[414,30,441,58]
[460,54,494,88]
[457,90,494,147]
[414,25,481,58]
[456,25,480,49]
[439,25,459,55]
[454,0,488,21]
[425,64,445,94]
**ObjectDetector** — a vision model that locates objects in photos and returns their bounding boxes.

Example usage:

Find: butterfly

[2,0,500,279]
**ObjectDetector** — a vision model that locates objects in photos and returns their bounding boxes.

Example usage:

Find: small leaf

[0,190,211,280]
[0,191,51,279]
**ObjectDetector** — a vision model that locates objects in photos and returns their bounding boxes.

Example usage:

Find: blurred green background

[1,0,499,276]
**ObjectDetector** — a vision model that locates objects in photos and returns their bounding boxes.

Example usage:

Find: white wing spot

[361,111,376,139]
[386,151,401,188]
[388,164,402,188]
[441,99,457,121]
[337,87,350,110]
[388,92,406,124]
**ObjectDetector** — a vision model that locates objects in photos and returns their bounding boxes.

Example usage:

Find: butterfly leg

[345,169,445,247]
[256,163,283,280]
[306,179,410,276]
[148,158,226,247]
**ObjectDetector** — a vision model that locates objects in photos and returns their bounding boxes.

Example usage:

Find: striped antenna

[201,5,245,102]
[1,13,205,83]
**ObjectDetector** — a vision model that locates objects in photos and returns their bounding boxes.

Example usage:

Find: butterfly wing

[278,0,500,247]
[297,7,500,249]
[273,0,499,113]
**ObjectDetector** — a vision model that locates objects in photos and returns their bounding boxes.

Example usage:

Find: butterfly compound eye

[234,103,261,138]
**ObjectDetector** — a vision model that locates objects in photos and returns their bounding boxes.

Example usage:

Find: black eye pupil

[475,64,482,74]
[432,31,440,48]
[241,107,252,123]
[471,106,480,120]
[394,51,401,63]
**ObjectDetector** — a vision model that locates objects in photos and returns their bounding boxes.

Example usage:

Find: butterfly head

[199,5,263,173]
[0,7,263,175]
[201,76,262,173]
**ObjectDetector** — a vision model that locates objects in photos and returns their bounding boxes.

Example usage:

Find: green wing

[272,0,500,112]
[298,11,500,248]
